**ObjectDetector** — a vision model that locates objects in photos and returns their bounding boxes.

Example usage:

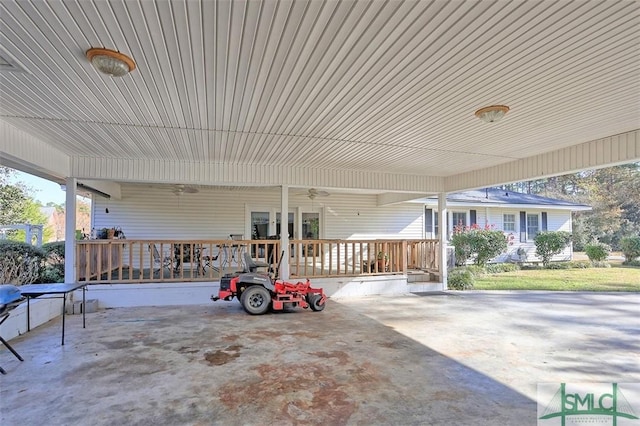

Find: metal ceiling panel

[0,0,638,185]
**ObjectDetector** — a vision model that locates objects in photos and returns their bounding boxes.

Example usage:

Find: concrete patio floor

[1,291,638,425]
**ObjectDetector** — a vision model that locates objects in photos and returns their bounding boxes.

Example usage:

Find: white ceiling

[0,0,638,190]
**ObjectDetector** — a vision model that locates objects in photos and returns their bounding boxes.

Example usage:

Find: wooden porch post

[438,192,448,288]
[64,177,77,283]
[280,185,289,279]
[401,240,408,273]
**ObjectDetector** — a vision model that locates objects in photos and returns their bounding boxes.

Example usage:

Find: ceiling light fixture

[474,105,510,123]
[86,48,136,77]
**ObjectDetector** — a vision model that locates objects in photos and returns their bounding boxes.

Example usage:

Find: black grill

[1,285,26,374]
[0,285,24,315]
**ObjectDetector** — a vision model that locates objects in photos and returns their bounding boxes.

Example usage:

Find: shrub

[623,259,640,267]
[534,231,572,267]
[545,262,571,270]
[584,242,610,262]
[40,241,65,283]
[0,240,45,285]
[447,268,474,290]
[485,263,520,274]
[451,225,508,267]
[451,231,474,266]
[568,261,592,269]
[464,265,486,277]
[546,261,592,270]
[42,241,65,262]
[620,236,640,262]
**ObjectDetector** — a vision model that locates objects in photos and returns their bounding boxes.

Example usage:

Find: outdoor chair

[200,247,220,274]
[149,244,173,278]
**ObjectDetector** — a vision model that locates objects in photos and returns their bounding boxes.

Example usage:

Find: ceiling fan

[172,184,199,196]
[305,188,329,200]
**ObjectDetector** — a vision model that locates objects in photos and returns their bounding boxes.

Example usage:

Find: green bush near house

[0,240,45,285]
[534,231,572,267]
[447,268,475,290]
[620,236,640,263]
[485,263,520,274]
[584,242,610,262]
[463,265,486,277]
[451,227,508,267]
[40,241,65,283]
[545,261,592,270]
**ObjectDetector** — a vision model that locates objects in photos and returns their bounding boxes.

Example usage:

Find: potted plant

[377,251,389,271]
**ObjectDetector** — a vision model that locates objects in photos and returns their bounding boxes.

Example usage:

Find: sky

[9,171,67,205]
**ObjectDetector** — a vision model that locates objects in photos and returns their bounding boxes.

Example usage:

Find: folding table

[0,312,24,374]
[20,283,87,346]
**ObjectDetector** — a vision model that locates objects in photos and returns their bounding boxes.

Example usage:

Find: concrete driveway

[1,291,638,425]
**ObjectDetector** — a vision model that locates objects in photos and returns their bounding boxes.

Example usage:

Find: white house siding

[485,208,573,263]
[92,185,424,241]
[91,185,426,269]
[425,205,574,263]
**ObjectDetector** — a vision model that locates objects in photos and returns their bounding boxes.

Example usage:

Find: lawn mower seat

[243,253,269,273]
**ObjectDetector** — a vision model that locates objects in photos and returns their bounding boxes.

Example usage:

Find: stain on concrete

[177,346,199,354]
[377,340,410,349]
[221,334,240,342]
[218,358,384,424]
[308,350,349,365]
[246,330,321,340]
[101,339,134,350]
[204,344,243,366]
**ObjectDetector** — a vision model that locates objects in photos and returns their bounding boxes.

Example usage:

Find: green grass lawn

[473,265,640,291]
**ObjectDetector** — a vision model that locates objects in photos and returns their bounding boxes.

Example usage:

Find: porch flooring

[2,292,637,425]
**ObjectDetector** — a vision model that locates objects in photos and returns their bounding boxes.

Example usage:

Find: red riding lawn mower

[211,252,326,315]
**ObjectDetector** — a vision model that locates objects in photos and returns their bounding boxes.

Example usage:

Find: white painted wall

[92,185,425,241]
[486,208,573,262]
[0,298,65,341]
[92,185,581,264]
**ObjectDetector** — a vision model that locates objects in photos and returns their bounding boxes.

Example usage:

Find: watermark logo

[538,383,640,425]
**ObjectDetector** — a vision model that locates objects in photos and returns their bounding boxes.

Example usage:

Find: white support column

[35,225,43,247]
[280,185,290,280]
[64,177,77,283]
[438,192,448,289]
[25,226,32,245]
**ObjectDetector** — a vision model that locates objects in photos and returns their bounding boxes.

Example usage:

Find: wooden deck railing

[76,238,440,283]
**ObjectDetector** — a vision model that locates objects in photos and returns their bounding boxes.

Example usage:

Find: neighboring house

[40,206,61,242]
[417,188,592,263]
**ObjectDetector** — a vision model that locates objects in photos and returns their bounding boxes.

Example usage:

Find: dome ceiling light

[86,47,136,77]
[474,105,510,123]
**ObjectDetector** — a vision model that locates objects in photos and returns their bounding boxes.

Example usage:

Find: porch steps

[407,270,439,283]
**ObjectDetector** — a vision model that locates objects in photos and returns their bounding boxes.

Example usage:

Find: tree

[501,163,640,251]
[1,169,34,240]
[1,168,56,242]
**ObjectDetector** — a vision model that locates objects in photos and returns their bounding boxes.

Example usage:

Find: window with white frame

[452,212,467,233]
[503,214,516,232]
[527,214,539,240]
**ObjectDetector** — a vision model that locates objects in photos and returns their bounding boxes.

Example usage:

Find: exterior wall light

[86,48,136,77]
[475,105,510,123]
